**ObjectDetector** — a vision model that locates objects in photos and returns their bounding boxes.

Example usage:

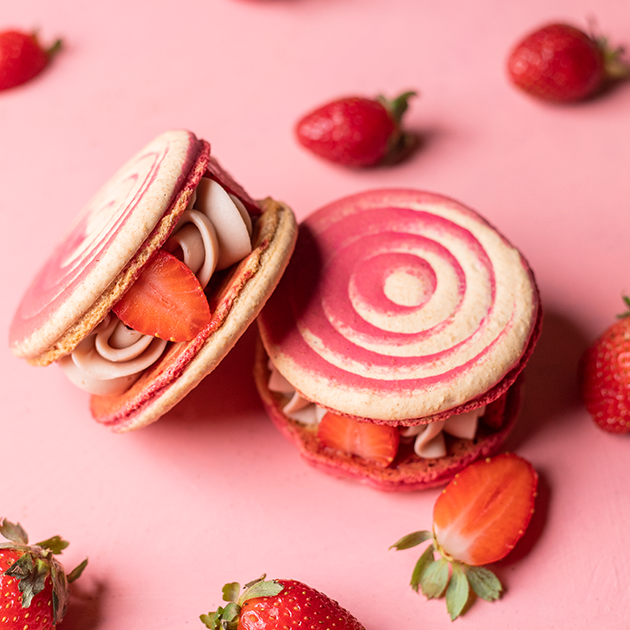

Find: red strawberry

[295,91,416,167]
[0,30,61,91]
[200,575,365,630]
[0,518,87,630]
[580,298,630,433]
[391,453,537,620]
[507,22,629,102]
[317,412,400,467]
[113,249,211,342]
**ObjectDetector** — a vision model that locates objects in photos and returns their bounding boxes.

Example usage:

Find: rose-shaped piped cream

[267,359,483,459]
[59,177,253,394]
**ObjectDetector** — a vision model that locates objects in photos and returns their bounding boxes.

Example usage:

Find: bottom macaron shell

[254,338,522,491]
[90,198,297,432]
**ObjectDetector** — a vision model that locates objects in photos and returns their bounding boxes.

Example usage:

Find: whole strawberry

[0,518,87,630]
[295,91,416,167]
[0,30,61,91]
[507,22,629,102]
[580,298,630,433]
[200,575,365,630]
[391,453,538,620]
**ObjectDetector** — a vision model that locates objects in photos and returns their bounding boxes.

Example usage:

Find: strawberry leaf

[390,530,432,550]
[241,578,283,602]
[36,535,69,554]
[5,552,34,580]
[200,610,222,629]
[9,554,49,609]
[410,543,435,592]
[378,91,417,125]
[618,295,630,319]
[67,558,88,583]
[221,602,240,623]
[222,582,240,602]
[464,565,503,601]
[0,519,29,545]
[445,563,470,621]
[420,558,449,599]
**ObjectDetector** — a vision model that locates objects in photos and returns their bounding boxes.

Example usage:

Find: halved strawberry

[317,412,399,467]
[113,250,211,342]
[433,453,537,565]
[391,453,537,620]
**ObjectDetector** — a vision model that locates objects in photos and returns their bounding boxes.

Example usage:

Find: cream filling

[59,178,253,396]
[267,360,483,460]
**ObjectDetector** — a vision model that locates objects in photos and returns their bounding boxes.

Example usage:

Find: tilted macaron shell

[10,130,205,363]
[258,189,540,422]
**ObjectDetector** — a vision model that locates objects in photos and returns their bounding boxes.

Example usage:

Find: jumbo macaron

[255,189,541,491]
[10,130,297,432]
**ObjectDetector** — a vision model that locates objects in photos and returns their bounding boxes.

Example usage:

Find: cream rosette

[60,177,253,396]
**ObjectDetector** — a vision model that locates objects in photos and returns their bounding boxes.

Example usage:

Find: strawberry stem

[46,38,63,60]
[391,529,504,620]
[597,37,630,81]
[617,295,630,319]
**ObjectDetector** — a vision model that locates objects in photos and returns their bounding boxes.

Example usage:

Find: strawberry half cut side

[390,453,538,620]
[317,412,400,467]
[113,249,211,342]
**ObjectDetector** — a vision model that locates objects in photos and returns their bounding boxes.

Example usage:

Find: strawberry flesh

[113,249,211,342]
[317,412,399,467]
[432,453,537,566]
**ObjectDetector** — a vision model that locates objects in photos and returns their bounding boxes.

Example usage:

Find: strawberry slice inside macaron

[113,250,211,343]
[318,412,400,467]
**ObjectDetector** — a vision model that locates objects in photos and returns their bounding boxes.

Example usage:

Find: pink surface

[1,1,629,629]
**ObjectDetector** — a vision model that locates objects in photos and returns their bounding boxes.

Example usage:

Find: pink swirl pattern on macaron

[10,130,201,358]
[259,189,539,422]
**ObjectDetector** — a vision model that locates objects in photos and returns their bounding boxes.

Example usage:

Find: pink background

[2,0,629,628]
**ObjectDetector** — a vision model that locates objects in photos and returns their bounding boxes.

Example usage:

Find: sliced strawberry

[317,412,399,467]
[113,249,211,342]
[390,453,538,620]
[433,453,537,566]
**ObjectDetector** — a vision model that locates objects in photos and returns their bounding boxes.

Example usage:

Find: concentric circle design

[10,130,201,359]
[259,189,539,422]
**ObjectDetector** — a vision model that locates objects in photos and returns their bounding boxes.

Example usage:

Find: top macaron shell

[10,130,202,361]
[258,189,540,423]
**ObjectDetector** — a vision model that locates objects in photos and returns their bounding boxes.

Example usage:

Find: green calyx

[377,91,417,126]
[376,90,417,165]
[200,575,284,629]
[616,295,630,319]
[598,37,630,81]
[0,518,88,625]
[390,530,503,621]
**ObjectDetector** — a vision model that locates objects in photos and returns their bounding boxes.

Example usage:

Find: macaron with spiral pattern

[10,130,297,432]
[255,189,540,490]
